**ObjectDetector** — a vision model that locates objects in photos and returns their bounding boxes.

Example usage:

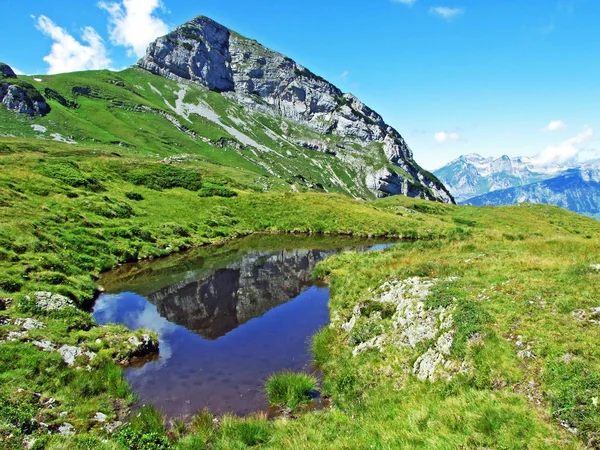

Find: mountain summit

[138,16,453,202]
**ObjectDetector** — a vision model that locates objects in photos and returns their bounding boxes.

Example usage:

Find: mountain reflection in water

[94,235,393,418]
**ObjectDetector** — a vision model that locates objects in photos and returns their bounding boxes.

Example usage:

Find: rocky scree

[0,291,159,366]
[339,277,469,382]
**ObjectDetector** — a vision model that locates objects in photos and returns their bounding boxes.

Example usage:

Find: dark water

[93,235,393,419]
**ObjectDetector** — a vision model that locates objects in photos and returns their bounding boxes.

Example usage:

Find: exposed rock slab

[28,291,74,311]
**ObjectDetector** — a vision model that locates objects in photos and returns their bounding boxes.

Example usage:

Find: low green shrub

[125,192,144,201]
[0,275,23,293]
[38,161,104,192]
[198,183,237,198]
[125,165,203,191]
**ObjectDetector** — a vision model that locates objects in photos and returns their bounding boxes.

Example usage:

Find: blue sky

[1,0,598,169]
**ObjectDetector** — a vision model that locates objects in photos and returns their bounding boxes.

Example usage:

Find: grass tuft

[265,371,317,410]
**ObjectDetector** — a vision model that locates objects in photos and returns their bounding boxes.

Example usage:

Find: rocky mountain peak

[138,16,454,203]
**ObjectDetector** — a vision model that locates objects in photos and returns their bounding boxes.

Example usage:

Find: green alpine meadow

[1,11,600,450]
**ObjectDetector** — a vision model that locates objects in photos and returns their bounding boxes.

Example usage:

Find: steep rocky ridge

[138,16,453,202]
[0,63,50,116]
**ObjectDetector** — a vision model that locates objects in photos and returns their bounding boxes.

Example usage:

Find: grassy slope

[260,202,600,449]
[1,138,599,449]
[0,68,400,199]
[0,137,454,449]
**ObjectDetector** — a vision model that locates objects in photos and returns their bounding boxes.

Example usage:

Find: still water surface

[94,235,392,419]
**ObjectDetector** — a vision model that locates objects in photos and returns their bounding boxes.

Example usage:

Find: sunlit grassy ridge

[1,136,599,449]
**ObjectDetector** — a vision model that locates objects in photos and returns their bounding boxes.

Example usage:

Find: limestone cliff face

[0,63,50,116]
[138,17,453,203]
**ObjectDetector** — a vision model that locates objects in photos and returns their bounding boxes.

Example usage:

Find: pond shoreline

[94,235,394,419]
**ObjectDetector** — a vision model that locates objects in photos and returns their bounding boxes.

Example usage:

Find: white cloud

[98,0,169,58]
[534,126,594,166]
[12,68,24,75]
[543,120,566,132]
[35,15,112,74]
[430,6,465,20]
[434,131,461,144]
[392,0,417,6]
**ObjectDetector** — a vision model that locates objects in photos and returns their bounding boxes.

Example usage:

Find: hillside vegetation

[1,136,599,449]
[0,66,437,200]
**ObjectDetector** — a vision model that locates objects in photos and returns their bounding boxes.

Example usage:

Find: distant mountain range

[434,154,600,219]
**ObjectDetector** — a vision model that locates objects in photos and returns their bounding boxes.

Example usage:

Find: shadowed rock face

[146,248,338,340]
[0,63,17,79]
[138,17,454,203]
[0,63,50,116]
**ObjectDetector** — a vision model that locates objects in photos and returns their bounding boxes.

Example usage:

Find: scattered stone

[518,349,536,360]
[58,422,76,436]
[590,264,600,271]
[572,308,600,325]
[105,421,122,434]
[561,353,575,363]
[15,318,45,331]
[43,398,59,408]
[93,412,107,423]
[58,345,81,366]
[28,292,74,311]
[23,437,37,450]
[341,305,360,333]
[560,420,578,435]
[59,411,69,418]
[0,316,10,326]
[127,334,159,357]
[58,345,96,366]
[6,331,26,341]
[352,335,387,357]
[412,331,457,381]
[345,277,467,381]
[31,124,47,133]
[32,340,56,352]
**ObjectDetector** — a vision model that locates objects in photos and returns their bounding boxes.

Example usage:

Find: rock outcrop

[138,17,453,203]
[0,63,50,116]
